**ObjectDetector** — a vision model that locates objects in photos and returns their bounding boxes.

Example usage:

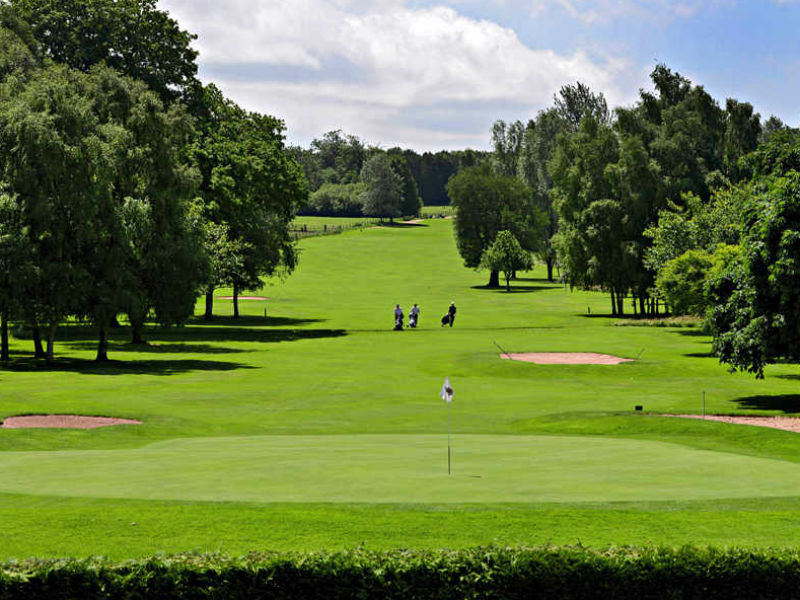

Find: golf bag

[409,313,418,328]
[441,314,451,327]
[394,315,403,330]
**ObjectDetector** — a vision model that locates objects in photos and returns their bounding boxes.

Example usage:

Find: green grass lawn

[2,217,800,558]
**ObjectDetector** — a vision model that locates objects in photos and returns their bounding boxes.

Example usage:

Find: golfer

[394,304,404,330]
[447,301,456,327]
[409,303,420,328]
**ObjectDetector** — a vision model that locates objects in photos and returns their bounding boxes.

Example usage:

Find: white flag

[441,376,454,403]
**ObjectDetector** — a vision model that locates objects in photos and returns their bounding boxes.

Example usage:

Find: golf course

[2,217,800,559]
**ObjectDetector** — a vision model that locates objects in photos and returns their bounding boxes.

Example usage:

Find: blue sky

[160,0,800,151]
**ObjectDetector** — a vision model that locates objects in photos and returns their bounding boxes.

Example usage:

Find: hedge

[1,546,800,599]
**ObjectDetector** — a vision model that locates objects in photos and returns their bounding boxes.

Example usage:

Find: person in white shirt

[393,304,404,330]
[409,303,420,328]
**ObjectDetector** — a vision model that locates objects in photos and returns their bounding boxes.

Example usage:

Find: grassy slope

[2,219,800,557]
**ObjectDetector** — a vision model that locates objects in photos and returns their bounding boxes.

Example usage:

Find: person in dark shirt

[447,301,456,327]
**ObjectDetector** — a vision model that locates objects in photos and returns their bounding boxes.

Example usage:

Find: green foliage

[191,84,306,307]
[709,173,800,377]
[4,547,800,599]
[307,182,366,217]
[360,153,403,220]
[8,0,199,103]
[656,248,715,316]
[387,151,422,217]
[480,230,533,290]
[447,164,538,286]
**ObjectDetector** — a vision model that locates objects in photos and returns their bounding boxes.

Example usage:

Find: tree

[0,64,120,361]
[518,109,568,281]
[656,248,715,316]
[387,150,422,217]
[553,81,610,131]
[0,192,30,361]
[480,230,533,291]
[84,65,204,346]
[8,0,199,103]
[709,173,800,378]
[447,164,538,287]
[192,84,307,320]
[550,116,623,310]
[491,120,525,177]
[360,153,402,221]
[306,182,366,217]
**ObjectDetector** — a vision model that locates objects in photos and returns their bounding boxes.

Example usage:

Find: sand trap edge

[663,414,800,434]
[1,415,142,430]
[500,352,634,365]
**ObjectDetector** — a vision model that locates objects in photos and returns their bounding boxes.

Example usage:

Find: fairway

[3,218,800,557]
[3,434,800,503]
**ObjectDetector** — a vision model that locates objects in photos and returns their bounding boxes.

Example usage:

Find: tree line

[448,65,800,377]
[290,131,488,218]
[0,0,307,363]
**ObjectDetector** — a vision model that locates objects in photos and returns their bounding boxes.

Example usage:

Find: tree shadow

[684,352,716,358]
[470,285,552,293]
[733,394,800,413]
[0,357,255,376]
[188,316,325,328]
[378,221,428,228]
[672,329,710,337]
[62,342,246,355]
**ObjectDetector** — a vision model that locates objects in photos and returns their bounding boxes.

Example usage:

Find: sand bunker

[501,352,633,365]
[1,415,142,429]
[666,414,800,434]
[217,296,268,301]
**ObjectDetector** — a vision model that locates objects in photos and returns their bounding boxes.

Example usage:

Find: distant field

[3,219,800,558]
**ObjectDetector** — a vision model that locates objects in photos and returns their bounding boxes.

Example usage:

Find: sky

[158,0,800,152]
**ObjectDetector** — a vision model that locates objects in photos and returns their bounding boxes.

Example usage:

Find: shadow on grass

[62,342,246,355]
[377,221,428,228]
[470,285,552,293]
[0,357,255,376]
[733,394,800,413]
[684,352,716,358]
[187,316,325,328]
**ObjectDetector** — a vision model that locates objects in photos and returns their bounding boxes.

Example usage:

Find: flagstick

[447,400,451,475]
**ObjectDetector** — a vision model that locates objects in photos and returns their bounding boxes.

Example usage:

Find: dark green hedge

[1,546,799,599]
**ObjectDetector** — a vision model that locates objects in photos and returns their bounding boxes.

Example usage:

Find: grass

[2,217,800,558]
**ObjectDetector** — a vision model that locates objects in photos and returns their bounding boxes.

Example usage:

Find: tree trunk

[32,323,45,358]
[616,291,625,316]
[204,290,214,322]
[547,259,554,282]
[639,295,646,317]
[130,313,146,345]
[610,292,617,316]
[505,272,511,291]
[233,283,240,319]
[45,322,57,363]
[1,311,9,362]
[488,270,500,288]
[96,319,109,362]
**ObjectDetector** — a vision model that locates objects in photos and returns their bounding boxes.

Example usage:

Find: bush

[3,547,800,599]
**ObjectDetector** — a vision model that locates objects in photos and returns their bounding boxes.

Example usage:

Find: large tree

[192,84,307,320]
[8,0,199,103]
[0,64,120,360]
[360,153,403,221]
[709,173,800,378]
[447,164,538,287]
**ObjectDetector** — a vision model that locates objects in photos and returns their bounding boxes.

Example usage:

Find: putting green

[2,434,799,503]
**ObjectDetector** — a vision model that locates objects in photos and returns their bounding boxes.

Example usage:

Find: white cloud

[159,0,638,150]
